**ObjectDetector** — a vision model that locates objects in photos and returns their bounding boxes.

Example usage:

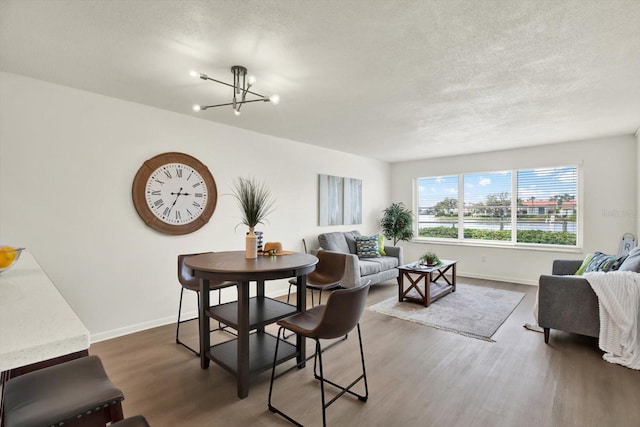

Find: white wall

[0,72,391,341]
[390,135,638,285]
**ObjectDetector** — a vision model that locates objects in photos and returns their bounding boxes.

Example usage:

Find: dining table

[185,251,318,399]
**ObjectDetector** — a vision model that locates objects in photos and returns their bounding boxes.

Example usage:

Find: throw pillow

[356,235,380,258]
[582,251,628,273]
[378,234,386,256]
[344,230,362,254]
[575,253,594,275]
[619,246,640,272]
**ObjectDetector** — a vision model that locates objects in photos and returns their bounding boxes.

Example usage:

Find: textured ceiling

[1,0,639,162]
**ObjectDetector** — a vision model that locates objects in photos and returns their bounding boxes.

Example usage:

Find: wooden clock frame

[132,152,217,235]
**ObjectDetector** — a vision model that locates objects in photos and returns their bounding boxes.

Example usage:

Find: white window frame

[413,165,582,251]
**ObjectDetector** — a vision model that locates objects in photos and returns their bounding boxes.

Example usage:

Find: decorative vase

[245,227,257,259]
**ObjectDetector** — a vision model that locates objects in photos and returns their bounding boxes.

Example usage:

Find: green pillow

[356,235,380,258]
[378,235,386,256]
[575,253,593,275]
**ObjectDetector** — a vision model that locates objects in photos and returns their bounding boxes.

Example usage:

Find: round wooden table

[185,251,318,399]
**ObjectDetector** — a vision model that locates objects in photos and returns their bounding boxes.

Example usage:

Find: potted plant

[231,177,276,258]
[420,251,440,266]
[380,202,414,245]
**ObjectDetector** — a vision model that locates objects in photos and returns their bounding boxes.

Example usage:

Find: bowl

[0,247,25,274]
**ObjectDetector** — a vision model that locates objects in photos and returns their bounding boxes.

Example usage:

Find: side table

[397,260,457,307]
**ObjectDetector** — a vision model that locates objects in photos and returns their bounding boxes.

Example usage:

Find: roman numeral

[163,207,170,217]
[153,199,164,208]
[187,172,193,181]
[186,208,193,217]
[154,179,164,185]
[192,202,201,208]
[192,182,201,188]
[175,211,181,220]
[151,190,161,196]
[164,170,172,179]
[176,168,183,178]
[195,193,203,198]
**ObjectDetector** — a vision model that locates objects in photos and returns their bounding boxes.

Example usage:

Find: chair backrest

[177,252,213,291]
[309,251,347,285]
[313,282,371,340]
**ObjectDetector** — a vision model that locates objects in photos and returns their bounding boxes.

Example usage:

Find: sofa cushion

[619,246,640,272]
[366,256,399,270]
[344,230,362,254]
[582,251,628,273]
[359,259,381,276]
[356,235,380,258]
[318,232,350,254]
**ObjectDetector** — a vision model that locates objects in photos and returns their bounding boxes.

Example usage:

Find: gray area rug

[368,284,525,342]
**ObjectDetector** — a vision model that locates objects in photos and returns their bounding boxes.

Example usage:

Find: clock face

[145,163,208,225]
[132,152,217,235]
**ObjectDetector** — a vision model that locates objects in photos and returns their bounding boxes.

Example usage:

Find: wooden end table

[397,260,457,307]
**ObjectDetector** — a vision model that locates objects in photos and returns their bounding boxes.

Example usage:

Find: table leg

[256,280,265,333]
[397,272,404,302]
[199,279,210,369]
[452,263,457,292]
[237,280,250,399]
[296,274,307,367]
[424,272,432,307]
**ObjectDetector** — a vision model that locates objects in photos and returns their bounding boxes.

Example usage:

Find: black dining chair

[176,252,237,356]
[268,282,371,427]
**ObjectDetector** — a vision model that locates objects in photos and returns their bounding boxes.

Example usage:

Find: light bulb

[190,70,199,78]
[247,75,256,85]
[192,105,201,111]
[233,108,241,116]
[269,94,280,105]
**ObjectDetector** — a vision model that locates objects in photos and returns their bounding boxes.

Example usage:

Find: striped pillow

[356,235,380,258]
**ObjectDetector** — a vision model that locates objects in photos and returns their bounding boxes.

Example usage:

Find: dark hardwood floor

[91,278,640,427]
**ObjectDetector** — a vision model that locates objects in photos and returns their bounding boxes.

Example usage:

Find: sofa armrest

[319,249,361,289]
[383,245,403,265]
[551,259,582,275]
[538,274,599,338]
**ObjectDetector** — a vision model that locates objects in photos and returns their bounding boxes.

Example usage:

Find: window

[416,165,579,247]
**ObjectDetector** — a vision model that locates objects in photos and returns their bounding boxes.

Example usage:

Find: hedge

[418,226,576,245]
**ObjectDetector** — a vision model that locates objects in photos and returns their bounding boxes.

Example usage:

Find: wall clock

[132,152,217,235]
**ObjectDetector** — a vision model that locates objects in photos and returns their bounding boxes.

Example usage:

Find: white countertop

[0,250,90,372]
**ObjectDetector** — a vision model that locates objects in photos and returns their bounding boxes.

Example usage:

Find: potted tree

[231,177,276,259]
[380,202,414,245]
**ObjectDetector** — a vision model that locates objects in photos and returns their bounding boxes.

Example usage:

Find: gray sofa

[538,260,599,343]
[317,231,403,288]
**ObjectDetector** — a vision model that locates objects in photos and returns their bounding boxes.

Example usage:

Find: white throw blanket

[585,271,640,370]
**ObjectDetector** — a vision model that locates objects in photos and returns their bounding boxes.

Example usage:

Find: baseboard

[457,271,538,287]
[90,287,291,343]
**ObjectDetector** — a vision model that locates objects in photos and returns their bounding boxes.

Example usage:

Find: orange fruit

[0,246,18,268]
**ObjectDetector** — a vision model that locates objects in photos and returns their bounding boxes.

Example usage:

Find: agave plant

[231,177,276,229]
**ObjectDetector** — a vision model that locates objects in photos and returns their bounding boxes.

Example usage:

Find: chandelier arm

[200,76,266,98]
[199,98,270,110]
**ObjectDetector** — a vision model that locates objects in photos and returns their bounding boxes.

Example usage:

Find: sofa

[317,230,403,288]
[538,260,600,343]
[538,248,640,343]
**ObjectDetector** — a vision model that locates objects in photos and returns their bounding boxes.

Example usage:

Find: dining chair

[268,282,371,427]
[176,252,237,356]
[286,250,347,307]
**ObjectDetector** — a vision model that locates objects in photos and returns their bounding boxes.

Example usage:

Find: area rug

[368,284,525,342]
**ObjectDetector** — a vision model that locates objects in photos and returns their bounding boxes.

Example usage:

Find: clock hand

[167,187,184,215]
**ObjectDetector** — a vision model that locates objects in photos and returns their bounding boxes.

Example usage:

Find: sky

[418,166,577,208]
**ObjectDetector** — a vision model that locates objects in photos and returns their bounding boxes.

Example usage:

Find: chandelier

[190,65,280,116]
